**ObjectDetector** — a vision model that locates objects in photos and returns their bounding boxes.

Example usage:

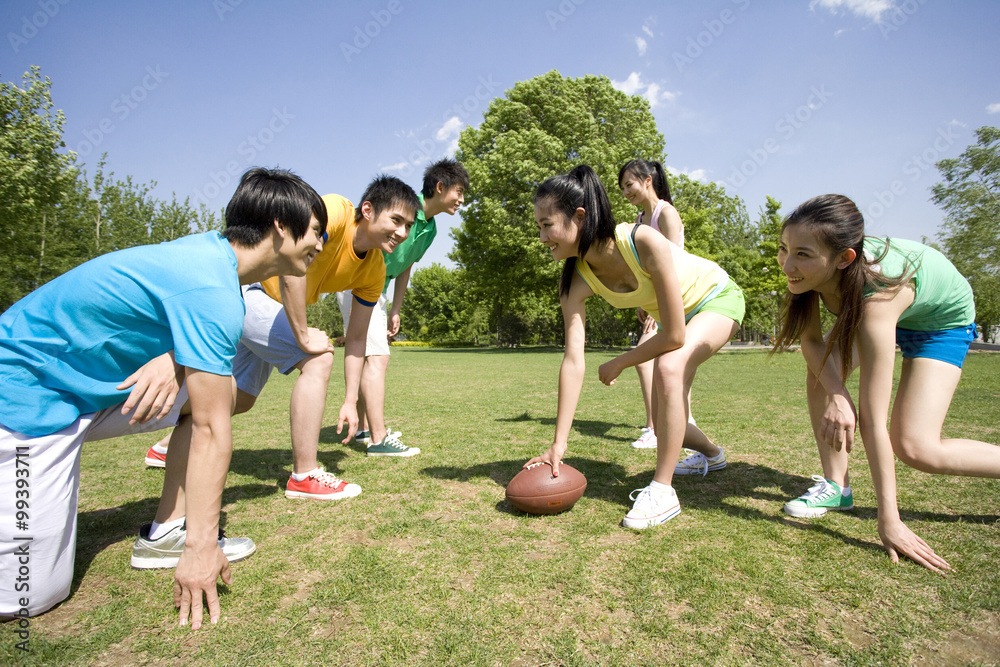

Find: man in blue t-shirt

[0,168,326,630]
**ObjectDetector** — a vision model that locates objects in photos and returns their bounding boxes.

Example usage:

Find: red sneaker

[285,469,362,500]
[144,446,167,468]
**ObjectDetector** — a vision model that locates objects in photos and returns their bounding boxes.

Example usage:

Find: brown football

[505,462,587,515]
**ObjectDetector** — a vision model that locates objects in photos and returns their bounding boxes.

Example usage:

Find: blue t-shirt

[0,232,245,436]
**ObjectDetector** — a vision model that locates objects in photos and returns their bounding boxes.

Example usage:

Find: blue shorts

[896,323,976,369]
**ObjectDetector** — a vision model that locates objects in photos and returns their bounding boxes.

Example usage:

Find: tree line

[4,67,996,345]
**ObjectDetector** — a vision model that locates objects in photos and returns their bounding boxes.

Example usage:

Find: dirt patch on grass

[913,613,1000,665]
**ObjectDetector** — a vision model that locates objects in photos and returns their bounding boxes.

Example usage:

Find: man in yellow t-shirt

[134,176,419,569]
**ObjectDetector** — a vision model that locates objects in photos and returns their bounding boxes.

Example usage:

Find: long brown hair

[771,194,912,382]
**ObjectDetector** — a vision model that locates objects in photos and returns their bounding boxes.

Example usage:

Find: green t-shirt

[863,237,975,331]
[383,193,437,293]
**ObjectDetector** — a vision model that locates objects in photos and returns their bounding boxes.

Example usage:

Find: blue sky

[2,0,998,271]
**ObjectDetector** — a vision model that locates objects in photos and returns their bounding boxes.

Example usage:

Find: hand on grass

[822,393,856,452]
[337,401,359,444]
[174,543,231,629]
[526,443,567,477]
[297,327,336,356]
[117,352,183,425]
[878,516,952,574]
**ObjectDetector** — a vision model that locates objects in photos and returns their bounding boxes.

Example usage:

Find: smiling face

[276,214,324,276]
[777,224,852,299]
[619,170,651,207]
[438,183,465,215]
[366,202,415,254]
[534,197,583,261]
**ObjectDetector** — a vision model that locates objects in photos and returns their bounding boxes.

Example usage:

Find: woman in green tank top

[773,194,993,573]
[524,165,744,531]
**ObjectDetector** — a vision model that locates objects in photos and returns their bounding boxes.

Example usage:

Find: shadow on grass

[71,482,274,602]
[496,412,635,444]
[228,443,353,480]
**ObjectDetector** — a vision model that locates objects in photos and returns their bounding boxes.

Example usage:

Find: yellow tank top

[576,223,728,323]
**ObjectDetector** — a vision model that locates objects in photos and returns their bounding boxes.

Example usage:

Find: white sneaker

[631,428,657,449]
[674,448,727,477]
[622,485,681,529]
[356,428,401,445]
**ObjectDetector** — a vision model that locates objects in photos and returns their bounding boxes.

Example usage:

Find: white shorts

[0,388,185,617]
[336,291,391,357]
[232,284,312,397]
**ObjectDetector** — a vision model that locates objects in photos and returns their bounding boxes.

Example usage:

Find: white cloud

[611,72,678,109]
[642,15,656,38]
[381,161,410,173]
[810,0,896,22]
[435,116,464,142]
[634,35,647,56]
[834,28,847,37]
[988,103,1000,114]
[667,166,708,182]
[643,25,654,38]
[611,72,643,96]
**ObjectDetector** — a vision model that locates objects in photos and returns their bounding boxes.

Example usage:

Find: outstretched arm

[173,369,235,628]
[798,300,858,452]
[526,275,592,477]
[857,287,950,572]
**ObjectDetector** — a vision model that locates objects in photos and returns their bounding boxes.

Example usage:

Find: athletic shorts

[336,291,391,357]
[896,322,976,369]
[0,386,186,617]
[694,278,745,325]
[232,284,312,397]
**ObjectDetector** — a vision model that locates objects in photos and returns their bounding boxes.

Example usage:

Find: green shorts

[695,278,745,325]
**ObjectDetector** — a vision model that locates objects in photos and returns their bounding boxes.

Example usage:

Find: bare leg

[890,357,1000,477]
[355,358,369,435]
[635,330,656,431]
[807,367,851,487]
[651,312,739,485]
[362,354,390,443]
[289,351,334,474]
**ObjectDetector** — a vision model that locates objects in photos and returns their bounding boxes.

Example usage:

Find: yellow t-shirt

[577,223,728,323]
[260,194,385,305]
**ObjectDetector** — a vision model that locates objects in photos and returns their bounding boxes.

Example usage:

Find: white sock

[291,467,321,482]
[648,480,673,495]
[151,443,169,455]
[149,516,185,540]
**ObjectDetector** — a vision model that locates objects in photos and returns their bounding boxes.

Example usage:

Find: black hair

[771,194,911,381]
[617,159,672,205]
[422,158,470,199]
[535,165,617,297]
[356,174,421,223]
[223,167,326,247]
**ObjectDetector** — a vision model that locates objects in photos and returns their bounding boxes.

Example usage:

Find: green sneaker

[783,475,854,518]
[367,433,419,457]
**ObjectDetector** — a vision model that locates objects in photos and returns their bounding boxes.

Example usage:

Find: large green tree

[451,70,664,345]
[0,67,86,310]
[931,126,1000,338]
[399,264,490,343]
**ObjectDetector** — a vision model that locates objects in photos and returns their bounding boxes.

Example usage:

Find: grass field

[6,348,1000,666]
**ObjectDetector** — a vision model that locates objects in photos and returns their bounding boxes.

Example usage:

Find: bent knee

[300,350,335,378]
[892,435,947,474]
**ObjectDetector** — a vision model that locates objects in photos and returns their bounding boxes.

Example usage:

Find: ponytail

[617,159,673,205]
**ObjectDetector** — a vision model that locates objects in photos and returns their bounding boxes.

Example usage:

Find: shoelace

[681,452,710,477]
[800,475,832,500]
[311,471,344,488]
[383,436,407,451]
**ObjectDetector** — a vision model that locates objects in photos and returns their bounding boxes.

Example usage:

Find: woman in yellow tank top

[525,165,745,530]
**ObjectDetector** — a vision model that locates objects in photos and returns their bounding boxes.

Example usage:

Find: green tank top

[577,223,728,323]
[863,237,975,331]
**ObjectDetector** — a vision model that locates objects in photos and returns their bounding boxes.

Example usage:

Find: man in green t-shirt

[336,159,469,456]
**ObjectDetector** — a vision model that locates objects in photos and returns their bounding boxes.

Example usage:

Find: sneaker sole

[622,504,681,529]
[366,448,420,457]
[782,502,854,518]
[130,543,257,570]
[674,461,727,475]
[284,488,362,500]
[144,457,166,468]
